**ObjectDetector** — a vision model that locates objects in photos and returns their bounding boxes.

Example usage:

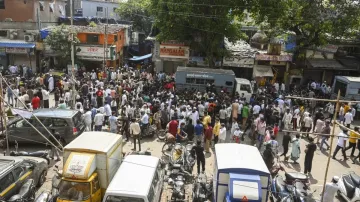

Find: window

[225,81,233,86]
[92,176,100,193]
[33,118,52,127]
[147,186,155,202]
[152,171,159,187]
[39,1,44,11]
[96,7,103,12]
[12,166,25,180]
[113,7,117,12]
[0,173,15,193]
[334,80,347,97]
[86,34,99,44]
[206,79,214,84]
[186,78,195,84]
[114,35,118,42]
[105,196,144,202]
[240,84,251,93]
[0,30,7,37]
[0,0,4,9]
[196,79,205,85]
[52,118,68,127]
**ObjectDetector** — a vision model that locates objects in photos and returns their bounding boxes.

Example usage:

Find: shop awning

[253,65,274,77]
[128,53,152,61]
[0,41,35,48]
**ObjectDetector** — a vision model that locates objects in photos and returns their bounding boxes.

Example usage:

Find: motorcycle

[184,143,195,173]
[271,173,311,202]
[166,163,192,202]
[192,173,213,202]
[337,172,360,202]
[10,141,50,165]
[34,191,56,202]
[140,123,157,138]
[8,179,36,202]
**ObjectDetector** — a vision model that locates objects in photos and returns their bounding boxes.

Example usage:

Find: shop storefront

[0,41,36,71]
[76,45,118,70]
[254,54,292,83]
[153,41,189,73]
[223,57,254,80]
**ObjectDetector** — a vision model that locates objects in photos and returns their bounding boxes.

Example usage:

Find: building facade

[81,0,120,19]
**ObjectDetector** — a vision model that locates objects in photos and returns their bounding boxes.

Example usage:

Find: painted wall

[81,0,120,19]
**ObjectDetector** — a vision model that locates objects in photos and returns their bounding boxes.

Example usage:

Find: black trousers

[44,100,49,108]
[214,135,218,144]
[304,155,314,173]
[280,145,289,157]
[354,148,360,161]
[345,142,357,156]
[197,156,205,174]
[333,145,346,159]
[133,135,141,151]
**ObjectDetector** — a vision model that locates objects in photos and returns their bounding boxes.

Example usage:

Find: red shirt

[32,96,40,109]
[96,90,103,97]
[273,126,279,137]
[168,120,178,136]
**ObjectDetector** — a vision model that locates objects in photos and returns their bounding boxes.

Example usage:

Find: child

[273,123,279,137]
[233,126,242,143]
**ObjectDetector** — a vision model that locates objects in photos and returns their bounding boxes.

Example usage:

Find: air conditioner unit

[24,35,35,42]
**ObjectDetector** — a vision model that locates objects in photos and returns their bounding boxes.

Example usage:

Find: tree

[116,0,153,35]
[44,25,80,67]
[149,0,249,68]
[250,0,360,58]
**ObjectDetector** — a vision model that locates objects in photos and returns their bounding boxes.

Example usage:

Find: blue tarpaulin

[128,53,152,61]
[0,42,35,48]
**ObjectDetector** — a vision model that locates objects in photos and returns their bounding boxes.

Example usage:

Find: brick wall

[0,0,35,21]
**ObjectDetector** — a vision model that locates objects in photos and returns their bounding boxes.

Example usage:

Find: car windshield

[58,180,91,201]
[105,196,145,202]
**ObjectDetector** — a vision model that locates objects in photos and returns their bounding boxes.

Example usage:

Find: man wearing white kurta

[48,75,54,92]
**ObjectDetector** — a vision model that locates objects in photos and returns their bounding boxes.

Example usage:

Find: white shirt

[219,109,227,119]
[238,103,243,114]
[280,83,285,91]
[344,112,353,124]
[253,105,261,114]
[190,111,199,126]
[83,111,92,124]
[226,106,232,118]
[104,104,112,116]
[337,132,348,147]
[274,83,279,91]
[141,114,149,124]
[198,104,205,116]
[304,116,313,128]
[99,106,105,114]
[42,89,49,100]
[293,108,300,119]
[94,113,104,125]
[219,127,227,140]
[17,96,26,108]
[327,104,334,114]
[339,107,344,116]
[277,99,284,110]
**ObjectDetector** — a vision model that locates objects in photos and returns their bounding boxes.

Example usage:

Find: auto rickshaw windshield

[58,180,91,201]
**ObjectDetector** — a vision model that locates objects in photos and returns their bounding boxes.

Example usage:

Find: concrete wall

[0,0,66,22]
[81,0,120,19]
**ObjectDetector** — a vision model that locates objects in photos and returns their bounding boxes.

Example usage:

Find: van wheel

[38,170,47,187]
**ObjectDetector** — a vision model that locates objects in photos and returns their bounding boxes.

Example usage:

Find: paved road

[1,95,359,201]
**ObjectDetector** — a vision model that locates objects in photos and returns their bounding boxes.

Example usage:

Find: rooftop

[43,24,129,34]
[306,58,357,70]
[224,38,259,58]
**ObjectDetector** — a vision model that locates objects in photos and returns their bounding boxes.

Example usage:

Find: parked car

[0,156,48,200]
[6,109,85,146]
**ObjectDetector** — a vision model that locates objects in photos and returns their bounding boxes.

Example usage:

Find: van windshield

[58,180,90,201]
[240,84,251,93]
[105,196,145,202]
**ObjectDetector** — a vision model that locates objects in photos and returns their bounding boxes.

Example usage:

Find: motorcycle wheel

[162,142,174,156]
[37,170,47,187]
[157,129,166,141]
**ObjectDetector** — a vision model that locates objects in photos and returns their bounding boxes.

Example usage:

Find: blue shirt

[91,108,97,119]
[109,116,118,130]
[194,124,203,136]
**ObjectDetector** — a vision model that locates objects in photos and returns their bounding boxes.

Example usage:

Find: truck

[175,66,253,101]
[56,131,123,202]
[331,76,360,100]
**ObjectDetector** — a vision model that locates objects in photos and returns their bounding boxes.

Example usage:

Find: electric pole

[70,0,76,109]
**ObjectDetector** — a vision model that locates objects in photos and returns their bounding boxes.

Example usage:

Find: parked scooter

[166,163,191,202]
[184,143,195,173]
[8,179,36,202]
[337,172,360,202]
[192,173,213,202]
[271,174,312,202]
[10,141,50,165]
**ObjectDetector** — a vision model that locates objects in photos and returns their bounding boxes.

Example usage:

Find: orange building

[71,24,127,69]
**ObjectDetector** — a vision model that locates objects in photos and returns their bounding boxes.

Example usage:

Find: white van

[332,76,360,100]
[102,155,164,202]
[235,78,253,101]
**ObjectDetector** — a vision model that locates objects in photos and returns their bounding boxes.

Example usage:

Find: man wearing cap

[332,128,349,160]
[322,176,340,201]
[190,107,199,126]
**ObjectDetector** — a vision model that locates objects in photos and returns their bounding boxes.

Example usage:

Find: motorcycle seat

[8,179,34,202]
[285,172,308,181]
[350,173,360,187]
[172,164,182,169]
[343,176,355,199]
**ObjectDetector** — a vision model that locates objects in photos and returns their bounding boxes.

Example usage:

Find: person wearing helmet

[321,176,339,201]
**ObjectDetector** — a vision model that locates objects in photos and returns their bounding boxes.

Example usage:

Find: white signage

[77,46,110,57]
[6,47,32,54]
[186,73,213,79]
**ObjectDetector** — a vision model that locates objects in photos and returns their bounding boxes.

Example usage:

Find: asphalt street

[0,95,359,202]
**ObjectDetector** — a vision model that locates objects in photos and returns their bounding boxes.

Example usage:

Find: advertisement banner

[76,46,115,61]
[160,45,189,59]
[6,47,33,55]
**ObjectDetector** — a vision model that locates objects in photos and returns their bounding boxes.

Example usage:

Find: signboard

[76,45,116,60]
[270,61,286,66]
[160,45,189,59]
[255,54,292,62]
[63,153,95,180]
[317,44,338,53]
[186,73,214,79]
[223,58,254,68]
[6,47,33,55]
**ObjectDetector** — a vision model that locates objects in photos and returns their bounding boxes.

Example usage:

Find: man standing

[332,128,349,161]
[192,140,205,174]
[242,103,249,129]
[104,102,112,125]
[219,123,227,143]
[213,118,221,145]
[130,118,141,151]
[94,110,104,131]
[322,176,340,202]
[280,132,291,161]
[344,109,353,128]
[204,125,213,153]
[83,110,92,131]
[168,116,178,137]
[42,88,50,108]
[345,126,359,157]
[31,94,40,110]
[320,120,331,150]
[304,137,317,175]
[194,120,204,142]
